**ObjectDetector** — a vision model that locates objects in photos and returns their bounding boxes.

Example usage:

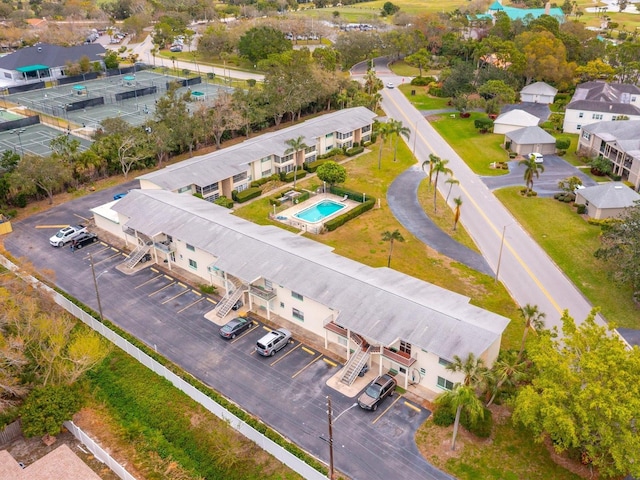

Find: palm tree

[445,352,487,387]
[284,136,309,189]
[421,153,439,185]
[520,154,545,196]
[374,122,391,170]
[431,157,453,213]
[517,304,546,361]
[445,177,459,203]
[453,196,463,231]
[387,119,410,163]
[436,384,484,451]
[381,229,404,268]
[485,352,526,407]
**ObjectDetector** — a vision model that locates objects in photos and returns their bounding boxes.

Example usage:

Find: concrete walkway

[387,165,494,276]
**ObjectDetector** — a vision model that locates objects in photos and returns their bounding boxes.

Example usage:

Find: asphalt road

[377,71,605,333]
[4,185,453,480]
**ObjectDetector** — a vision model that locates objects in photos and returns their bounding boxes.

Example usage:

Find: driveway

[481,155,598,197]
[4,186,453,480]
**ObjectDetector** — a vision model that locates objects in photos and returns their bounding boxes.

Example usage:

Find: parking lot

[3,185,446,480]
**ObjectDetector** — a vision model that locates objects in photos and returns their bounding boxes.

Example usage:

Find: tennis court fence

[0,115,39,132]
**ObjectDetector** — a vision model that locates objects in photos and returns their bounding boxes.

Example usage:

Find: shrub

[317,148,344,160]
[509,152,517,159]
[432,406,455,426]
[556,138,571,150]
[21,385,83,437]
[429,86,444,97]
[576,204,586,214]
[410,76,435,86]
[345,146,365,156]
[324,199,375,231]
[234,187,262,203]
[213,196,234,209]
[557,150,567,156]
[474,117,494,132]
[251,174,279,188]
[269,197,282,207]
[305,159,331,173]
[461,406,492,438]
[283,169,307,183]
[199,284,217,294]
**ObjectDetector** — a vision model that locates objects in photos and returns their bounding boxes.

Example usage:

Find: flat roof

[112,189,510,360]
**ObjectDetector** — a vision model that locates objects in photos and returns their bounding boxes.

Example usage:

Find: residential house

[563,81,640,134]
[493,109,540,134]
[0,445,102,480]
[520,81,557,104]
[574,182,640,219]
[504,126,557,155]
[578,120,640,191]
[0,43,106,88]
[92,189,510,394]
[138,107,377,201]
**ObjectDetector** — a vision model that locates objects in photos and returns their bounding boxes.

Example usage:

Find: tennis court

[0,109,25,121]
[0,124,92,157]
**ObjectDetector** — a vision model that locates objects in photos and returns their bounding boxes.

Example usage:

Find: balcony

[153,240,174,253]
[249,284,277,301]
[383,347,416,367]
[324,322,347,337]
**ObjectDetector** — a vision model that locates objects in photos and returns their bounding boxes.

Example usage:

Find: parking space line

[292,354,323,379]
[94,252,121,265]
[372,396,402,425]
[35,225,69,229]
[404,401,421,413]
[161,288,189,304]
[134,274,163,289]
[270,342,300,366]
[323,358,338,367]
[176,297,205,314]
[110,247,119,252]
[191,289,202,296]
[74,213,90,222]
[163,275,173,280]
[177,282,186,288]
[261,325,271,332]
[149,281,176,296]
[301,346,315,355]
[206,298,216,304]
[230,323,259,344]
[151,267,159,273]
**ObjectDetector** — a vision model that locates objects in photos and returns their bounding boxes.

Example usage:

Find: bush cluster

[345,146,365,156]
[232,187,262,203]
[432,405,455,426]
[213,196,234,209]
[250,174,279,188]
[304,159,331,173]
[554,192,575,203]
[317,148,344,160]
[410,76,436,86]
[324,199,375,231]
[576,204,586,214]
[281,169,307,183]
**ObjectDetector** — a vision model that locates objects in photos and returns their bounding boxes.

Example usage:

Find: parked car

[219,317,253,339]
[169,45,183,52]
[386,82,395,89]
[113,192,128,200]
[231,299,243,311]
[255,328,291,356]
[357,374,397,411]
[49,225,87,247]
[70,232,99,250]
[531,152,544,163]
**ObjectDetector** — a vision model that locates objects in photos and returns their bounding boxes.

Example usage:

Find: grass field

[399,85,451,110]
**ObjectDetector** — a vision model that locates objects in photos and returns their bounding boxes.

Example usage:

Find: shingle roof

[0,445,103,480]
[494,109,540,126]
[578,182,640,209]
[0,43,106,70]
[505,125,556,144]
[138,107,377,191]
[566,100,640,116]
[521,81,558,96]
[112,189,510,359]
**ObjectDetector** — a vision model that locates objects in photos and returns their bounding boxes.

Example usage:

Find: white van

[531,152,544,163]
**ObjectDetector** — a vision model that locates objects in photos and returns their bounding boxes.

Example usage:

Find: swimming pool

[294,200,346,223]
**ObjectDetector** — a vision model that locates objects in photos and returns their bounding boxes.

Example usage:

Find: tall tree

[431,157,453,213]
[436,385,484,451]
[284,136,308,189]
[10,154,72,204]
[485,351,526,407]
[519,154,544,196]
[405,48,431,77]
[203,92,242,149]
[517,303,546,361]
[445,177,459,203]
[452,196,463,231]
[513,310,640,478]
[238,26,292,63]
[381,229,405,268]
[387,119,410,163]
[422,153,439,185]
[316,161,347,186]
[445,352,487,388]
[374,122,391,170]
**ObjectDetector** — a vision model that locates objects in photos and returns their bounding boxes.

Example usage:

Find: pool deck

[272,192,358,234]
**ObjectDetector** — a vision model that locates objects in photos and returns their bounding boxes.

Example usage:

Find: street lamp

[326,396,358,480]
[89,253,108,322]
[10,129,26,157]
[412,116,421,156]
[495,223,514,283]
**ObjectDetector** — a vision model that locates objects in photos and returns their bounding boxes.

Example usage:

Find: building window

[186,243,195,251]
[362,124,371,133]
[592,114,603,120]
[437,376,454,390]
[177,186,191,194]
[261,169,272,176]
[280,302,285,308]
[632,96,637,102]
[399,341,411,355]
[582,131,591,140]
[261,156,271,163]
[236,183,248,192]
[292,308,304,321]
[292,291,303,301]
[399,366,407,374]
[438,357,452,367]
[325,133,333,138]
[188,259,197,270]
[233,172,248,183]
[196,183,218,196]
[577,124,581,130]
[578,112,584,118]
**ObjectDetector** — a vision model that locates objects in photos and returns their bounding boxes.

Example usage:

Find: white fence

[0,255,327,480]
[64,421,137,480]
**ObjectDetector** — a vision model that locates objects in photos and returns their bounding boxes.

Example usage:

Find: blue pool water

[294,200,346,223]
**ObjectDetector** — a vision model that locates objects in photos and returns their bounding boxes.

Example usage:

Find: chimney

[545,2,550,14]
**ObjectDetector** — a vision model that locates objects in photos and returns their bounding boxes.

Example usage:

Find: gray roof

[139,107,377,191]
[567,81,640,115]
[113,189,510,359]
[566,100,640,116]
[521,81,558,96]
[583,121,640,158]
[0,43,106,70]
[500,102,551,122]
[578,182,640,209]
[505,126,556,144]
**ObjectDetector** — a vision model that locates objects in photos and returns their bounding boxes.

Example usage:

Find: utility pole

[90,253,104,322]
[327,395,334,480]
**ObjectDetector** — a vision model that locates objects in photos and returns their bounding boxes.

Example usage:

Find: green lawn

[399,85,451,111]
[429,113,511,176]
[494,187,638,329]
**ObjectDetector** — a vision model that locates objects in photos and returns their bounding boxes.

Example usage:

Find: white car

[386,82,395,89]
[531,152,544,163]
[49,225,87,247]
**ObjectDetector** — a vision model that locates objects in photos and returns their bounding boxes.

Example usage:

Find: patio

[271,192,359,234]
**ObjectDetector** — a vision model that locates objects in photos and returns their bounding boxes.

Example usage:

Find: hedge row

[233,187,262,203]
[282,169,307,183]
[214,196,234,209]
[250,174,280,188]
[304,159,331,173]
[324,199,375,231]
[345,146,364,157]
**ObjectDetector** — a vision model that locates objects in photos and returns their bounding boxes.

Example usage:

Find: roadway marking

[385,93,563,314]
[177,282,186,288]
[177,297,205,314]
[292,354,323,379]
[163,275,173,280]
[94,252,122,265]
[135,274,163,289]
[161,288,189,304]
[206,298,216,304]
[99,242,108,247]
[270,341,301,366]
[323,358,338,367]
[301,346,315,355]
[372,395,402,425]
[261,325,272,332]
[191,289,202,296]
[110,247,119,252]
[35,225,70,229]
[151,267,159,273]
[74,213,90,222]
[149,281,176,296]
[404,401,421,413]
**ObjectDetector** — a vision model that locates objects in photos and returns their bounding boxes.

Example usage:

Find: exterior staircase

[214,276,248,318]
[340,348,370,386]
[124,234,153,269]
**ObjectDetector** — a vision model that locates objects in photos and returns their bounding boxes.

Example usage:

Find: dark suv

[357,374,397,411]
[70,232,98,249]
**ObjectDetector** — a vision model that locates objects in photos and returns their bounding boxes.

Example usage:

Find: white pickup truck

[49,225,87,247]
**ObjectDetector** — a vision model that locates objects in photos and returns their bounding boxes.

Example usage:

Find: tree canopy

[238,26,292,63]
